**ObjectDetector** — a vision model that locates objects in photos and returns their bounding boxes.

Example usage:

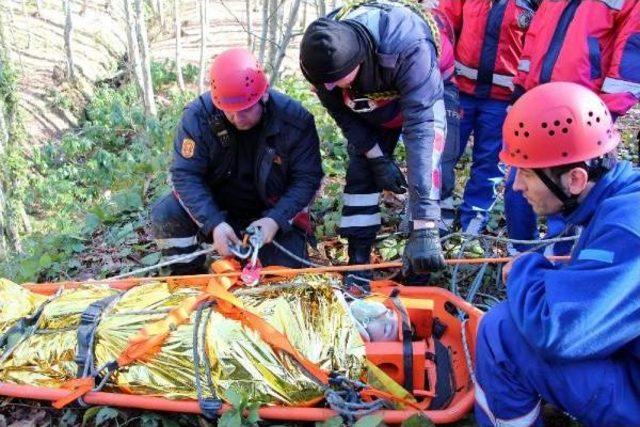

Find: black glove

[402,228,446,275]
[367,156,407,194]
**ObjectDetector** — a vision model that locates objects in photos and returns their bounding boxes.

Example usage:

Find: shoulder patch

[181,138,196,158]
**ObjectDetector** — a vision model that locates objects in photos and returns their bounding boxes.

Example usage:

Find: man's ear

[563,167,590,196]
[261,91,270,104]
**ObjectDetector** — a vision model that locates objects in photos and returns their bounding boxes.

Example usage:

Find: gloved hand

[402,227,446,275]
[213,222,240,257]
[248,217,279,244]
[367,156,407,194]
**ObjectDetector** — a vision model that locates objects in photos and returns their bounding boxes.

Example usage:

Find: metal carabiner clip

[346,97,378,113]
[227,233,252,260]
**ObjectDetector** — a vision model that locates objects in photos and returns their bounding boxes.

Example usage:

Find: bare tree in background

[64,0,76,82]
[155,0,165,29]
[0,13,22,255]
[271,0,302,83]
[266,0,278,71]
[174,0,185,91]
[245,0,253,50]
[123,0,145,105]
[258,0,269,63]
[134,0,157,116]
[198,0,209,93]
[315,0,326,19]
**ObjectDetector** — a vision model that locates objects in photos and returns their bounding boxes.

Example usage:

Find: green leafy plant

[218,389,261,427]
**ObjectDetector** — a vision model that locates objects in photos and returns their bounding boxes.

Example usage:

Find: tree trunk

[245,0,253,50]
[271,0,302,83]
[156,0,165,29]
[64,0,76,82]
[315,0,325,18]
[265,0,278,73]
[174,0,185,91]
[123,0,146,106]
[198,0,208,94]
[257,0,269,63]
[134,0,157,116]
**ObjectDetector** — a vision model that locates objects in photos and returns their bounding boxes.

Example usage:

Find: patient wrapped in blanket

[0,274,402,405]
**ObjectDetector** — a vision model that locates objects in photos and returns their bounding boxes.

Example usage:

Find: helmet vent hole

[588,111,594,117]
[516,149,521,154]
[549,130,555,136]
[554,120,560,126]
[515,131,519,136]
[519,122,524,128]
[596,117,600,123]
[562,128,568,134]
[245,77,250,81]
[541,122,548,128]
[587,121,592,126]
[523,155,529,160]
[562,152,568,157]
[524,131,529,137]
[566,118,573,124]
[597,140,602,145]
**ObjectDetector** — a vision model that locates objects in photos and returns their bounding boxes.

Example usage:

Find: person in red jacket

[505,0,640,253]
[438,0,540,235]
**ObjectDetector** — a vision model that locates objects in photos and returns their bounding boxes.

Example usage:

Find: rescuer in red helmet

[474,82,640,427]
[151,48,323,273]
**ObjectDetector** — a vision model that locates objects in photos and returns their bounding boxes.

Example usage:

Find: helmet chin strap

[533,169,579,215]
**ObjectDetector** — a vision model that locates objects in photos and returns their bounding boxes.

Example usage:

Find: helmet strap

[533,169,579,215]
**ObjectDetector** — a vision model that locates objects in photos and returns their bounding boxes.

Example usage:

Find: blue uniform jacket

[506,162,640,362]
[170,89,323,236]
[316,3,446,220]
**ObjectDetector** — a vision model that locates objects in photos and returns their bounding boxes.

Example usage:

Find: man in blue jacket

[151,49,323,274]
[299,1,447,286]
[475,82,640,426]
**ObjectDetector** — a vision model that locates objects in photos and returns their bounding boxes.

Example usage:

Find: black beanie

[300,18,366,85]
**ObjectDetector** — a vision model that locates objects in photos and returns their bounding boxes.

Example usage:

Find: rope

[324,375,386,423]
[109,246,216,279]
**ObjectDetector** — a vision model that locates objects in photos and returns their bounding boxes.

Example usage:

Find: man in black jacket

[300,2,447,287]
[151,48,323,274]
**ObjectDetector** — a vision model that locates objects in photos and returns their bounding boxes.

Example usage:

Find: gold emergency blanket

[0,275,368,405]
[0,284,119,387]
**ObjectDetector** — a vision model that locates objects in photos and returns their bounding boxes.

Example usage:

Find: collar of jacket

[563,161,638,227]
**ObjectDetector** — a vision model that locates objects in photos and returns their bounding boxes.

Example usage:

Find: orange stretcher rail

[0,382,475,424]
[23,255,571,296]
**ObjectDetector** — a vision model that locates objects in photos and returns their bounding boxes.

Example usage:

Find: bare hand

[213,222,240,257]
[249,217,279,244]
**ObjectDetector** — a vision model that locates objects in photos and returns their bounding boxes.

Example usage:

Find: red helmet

[500,82,620,169]
[209,48,268,112]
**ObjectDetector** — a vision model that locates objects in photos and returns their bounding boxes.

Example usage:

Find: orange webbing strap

[206,278,329,384]
[52,377,95,409]
[206,278,424,409]
[54,259,243,408]
[117,259,242,366]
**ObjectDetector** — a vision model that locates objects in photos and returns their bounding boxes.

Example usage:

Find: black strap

[193,301,222,422]
[198,95,233,148]
[533,169,578,215]
[75,294,121,377]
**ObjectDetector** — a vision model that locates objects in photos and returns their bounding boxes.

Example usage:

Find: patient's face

[366,309,398,341]
[350,300,399,342]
